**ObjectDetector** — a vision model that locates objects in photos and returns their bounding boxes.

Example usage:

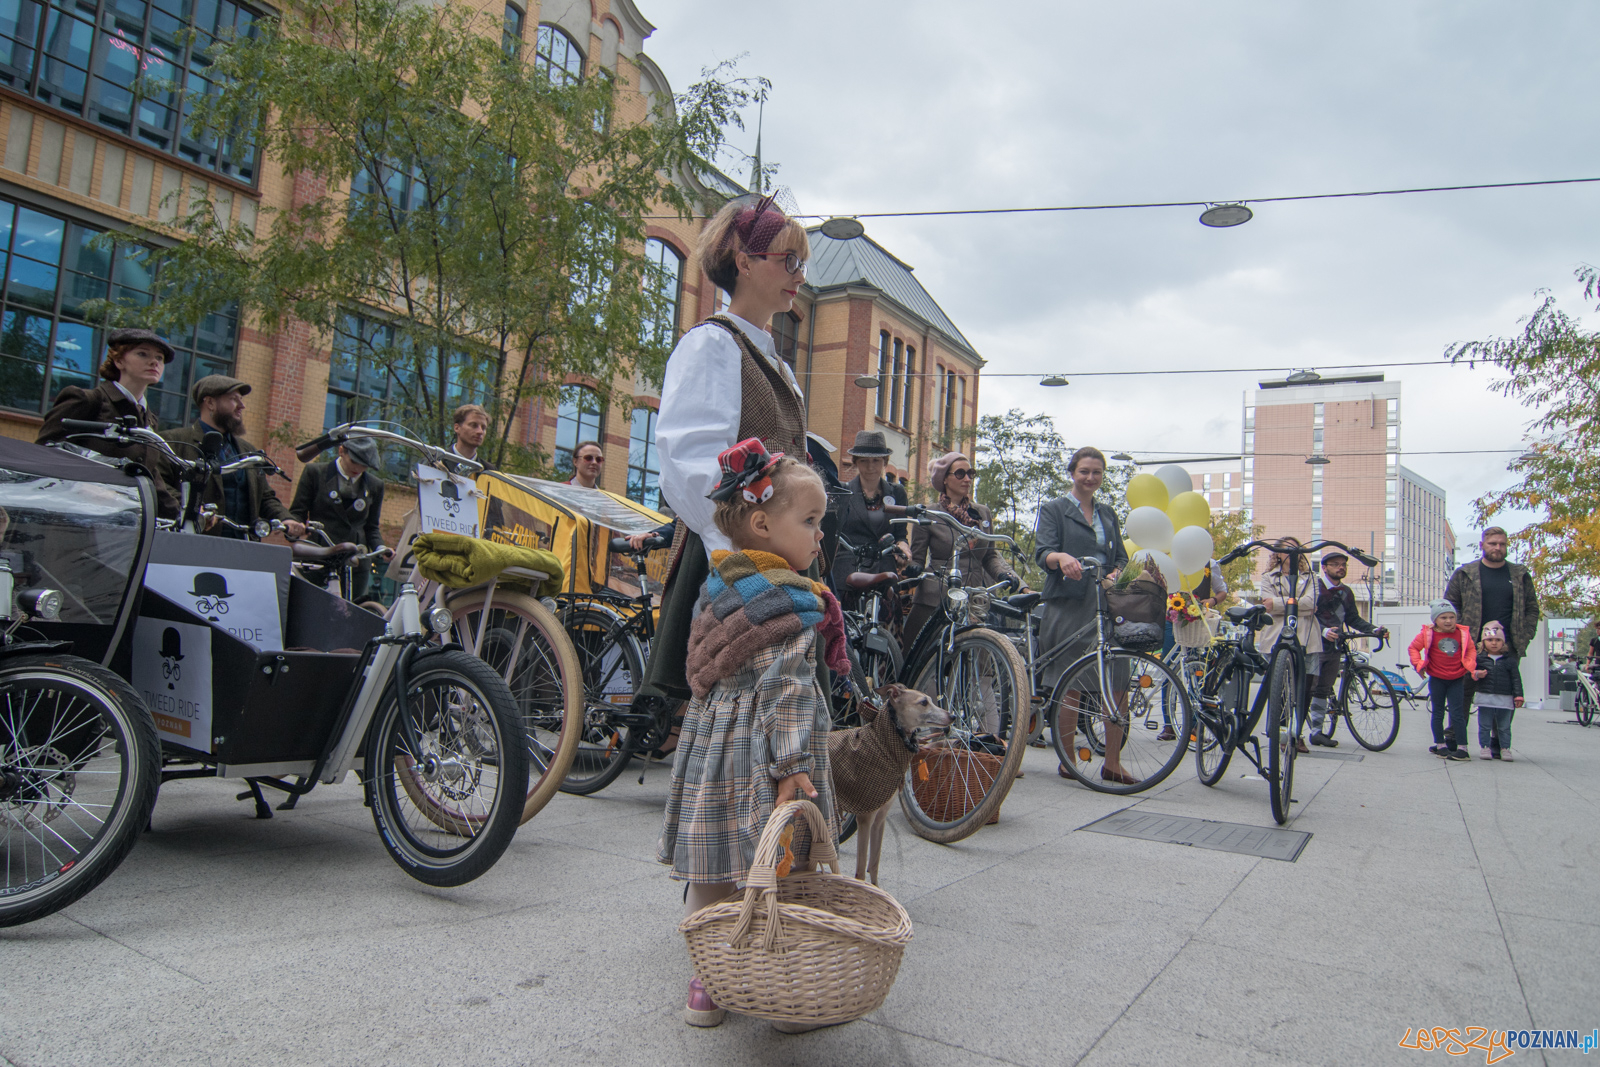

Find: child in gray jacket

[1475,621,1524,761]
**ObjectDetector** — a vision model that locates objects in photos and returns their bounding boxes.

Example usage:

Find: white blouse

[656,312,804,558]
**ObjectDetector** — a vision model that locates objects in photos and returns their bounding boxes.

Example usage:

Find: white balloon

[1132,549,1181,592]
[1171,525,1215,574]
[1125,506,1175,552]
[1154,464,1193,500]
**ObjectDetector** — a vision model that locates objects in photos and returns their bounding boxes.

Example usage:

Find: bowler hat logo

[160,626,183,688]
[439,479,461,514]
[190,571,232,616]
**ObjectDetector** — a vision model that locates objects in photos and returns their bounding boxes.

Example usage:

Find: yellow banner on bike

[474,472,671,598]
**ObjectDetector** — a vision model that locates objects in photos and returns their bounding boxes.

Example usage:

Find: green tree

[93,0,764,472]
[1445,265,1600,616]
[1209,509,1264,605]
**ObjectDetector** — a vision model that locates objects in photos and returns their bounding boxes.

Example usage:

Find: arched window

[503,3,525,56]
[535,25,584,86]
[554,384,603,478]
[642,238,683,347]
[628,406,661,509]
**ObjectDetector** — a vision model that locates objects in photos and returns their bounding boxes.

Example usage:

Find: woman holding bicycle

[1254,537,1320,752]
[902,451,1022,653]
[1033,447,1134,782]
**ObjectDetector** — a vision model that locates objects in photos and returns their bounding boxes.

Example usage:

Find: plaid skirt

[657,628,837,886]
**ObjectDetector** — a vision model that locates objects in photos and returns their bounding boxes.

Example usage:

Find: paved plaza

[5,702,1598,1067]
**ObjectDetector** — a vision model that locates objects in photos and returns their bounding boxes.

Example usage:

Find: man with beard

[162,376,305,540]
[1444,527,1541,735]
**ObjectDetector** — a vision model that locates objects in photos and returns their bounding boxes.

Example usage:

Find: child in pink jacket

[1409,600,1479,761]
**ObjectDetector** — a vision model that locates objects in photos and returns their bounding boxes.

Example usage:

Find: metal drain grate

[1081,811,1312,861]
[1299,750,1364,761]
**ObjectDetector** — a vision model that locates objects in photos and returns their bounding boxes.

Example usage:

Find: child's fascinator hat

[709,438,785,505]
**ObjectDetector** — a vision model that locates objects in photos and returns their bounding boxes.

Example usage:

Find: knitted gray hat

[1429,599,1457,623]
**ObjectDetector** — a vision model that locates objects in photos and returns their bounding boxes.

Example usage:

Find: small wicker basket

[680,800,913,1025]
[911,746,1002,824]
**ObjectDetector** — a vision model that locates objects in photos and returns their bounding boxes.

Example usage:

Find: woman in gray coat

[1033,446,1135,783]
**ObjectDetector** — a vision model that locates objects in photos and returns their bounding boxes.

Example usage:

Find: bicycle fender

[0,640,75,664]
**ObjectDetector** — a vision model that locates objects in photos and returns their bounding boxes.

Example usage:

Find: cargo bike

[1,422,537,928]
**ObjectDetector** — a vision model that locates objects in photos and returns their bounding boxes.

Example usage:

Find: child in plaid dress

[657,441,847,1028]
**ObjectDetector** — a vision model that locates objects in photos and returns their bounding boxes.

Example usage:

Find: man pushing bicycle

[1307,546,1388,749]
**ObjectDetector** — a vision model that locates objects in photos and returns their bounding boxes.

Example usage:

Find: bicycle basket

[910,744,1003,825]
[1105,579,1166,652]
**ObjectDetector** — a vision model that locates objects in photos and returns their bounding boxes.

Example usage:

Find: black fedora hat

[159,627,184,660]
[438,479,461,501]
[189,572,233,598]
[846,430,893,458]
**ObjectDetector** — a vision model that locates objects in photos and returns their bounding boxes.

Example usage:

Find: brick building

[0,0,979,533]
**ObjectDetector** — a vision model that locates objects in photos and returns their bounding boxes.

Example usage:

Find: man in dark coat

[290,436,386,601]
[161,375,304,539]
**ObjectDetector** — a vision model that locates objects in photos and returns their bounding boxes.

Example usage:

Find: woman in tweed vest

[637,196,813,718]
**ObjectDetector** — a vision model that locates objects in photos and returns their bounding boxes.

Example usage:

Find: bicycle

[1210,537,1382,824]
[1317,631,1402,751]
[1376,660,1429,710]
[1561,663,1600,727]
[1042,560,1194,794]
[889,505,1030,843]
[554,532,671,795]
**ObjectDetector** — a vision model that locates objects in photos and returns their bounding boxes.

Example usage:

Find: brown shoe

[1294,737,1309,754]
[1058,764,1073,779]
[1100,766,1140,786]
[1156,726,1177,741]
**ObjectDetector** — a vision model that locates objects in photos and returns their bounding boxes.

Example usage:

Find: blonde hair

[712,456,822,543]
[694,199,811,296]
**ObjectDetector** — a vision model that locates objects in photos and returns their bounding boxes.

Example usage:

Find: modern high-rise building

[1396,466,1457,604]
[1243,373,1404,604]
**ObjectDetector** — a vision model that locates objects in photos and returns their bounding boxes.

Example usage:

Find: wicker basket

[1173,611,1215,649]
[680,800,913,1025]
[910,745,1003,824]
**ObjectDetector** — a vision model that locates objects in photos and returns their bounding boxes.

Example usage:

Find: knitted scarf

[940,493,980,530]
[686,549,849,699]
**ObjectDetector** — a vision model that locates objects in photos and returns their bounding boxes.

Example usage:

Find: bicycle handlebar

[296,423,483,477]
[62,420,286,478]
[608,533,669,555]
[1218,538,1380,568]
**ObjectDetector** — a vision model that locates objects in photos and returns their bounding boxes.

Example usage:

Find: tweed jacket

[1443,559,1540,651]
[827,700,916,816]
[1256,570,1322,656]
[161,421,294,529]
[36,380,178,516]
[831,475,907,587]
[289,459,384,549]
[1033,494,1129,602]
[908,500,1019,607]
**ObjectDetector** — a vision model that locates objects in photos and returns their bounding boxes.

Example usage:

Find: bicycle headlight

[17,588,62,621]
[945,587,969,616]
[966,590,990,622]
[253,520,272,540]
[425,605,454,634]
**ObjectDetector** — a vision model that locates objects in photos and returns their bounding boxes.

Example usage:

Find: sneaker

[1446,749,1471,762]
[684,977,725,1027]
[1294,737,1309,754]
[1310,731,1339,748]
[1501,747,1513,763]
[1479,748,1493,760]
[1429,744,1447,755]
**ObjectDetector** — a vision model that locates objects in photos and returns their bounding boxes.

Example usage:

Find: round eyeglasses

[748,251,808,276]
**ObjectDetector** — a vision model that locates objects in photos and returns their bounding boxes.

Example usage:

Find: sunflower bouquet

[1168,590,1213,648]
[1167,592,1204,623]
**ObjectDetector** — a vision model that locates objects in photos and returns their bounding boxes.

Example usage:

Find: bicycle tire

[1265,649,1300,825]
[1342,664,1401,751]
[1576,684,1596,728]
[896,627,1029,843]
[364,649,529,887]
[1195,665,1245,786]
[0,655,160,928]
[1052,648,1193,795]
[443,588,583,823]
[557,604,645,796]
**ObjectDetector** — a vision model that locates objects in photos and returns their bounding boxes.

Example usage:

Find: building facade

[1396,465,1456,605]
[0,0,981,536]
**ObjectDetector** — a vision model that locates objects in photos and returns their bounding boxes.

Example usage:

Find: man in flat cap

[162,375,304,539]
[290,436,387,601]
[37,328,180,515]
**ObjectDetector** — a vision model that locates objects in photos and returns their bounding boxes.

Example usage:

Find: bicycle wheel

[1195,666,1245,786]
[1342,664,1401,751]
[897,627,1029,843]
[557,604,645,796]
[1265,649,1301,825]
[444,588,583,823]
[364,649,529,887]
[1052,648,1192,794]
[1,655,160,927]
[1576,684,1596,728]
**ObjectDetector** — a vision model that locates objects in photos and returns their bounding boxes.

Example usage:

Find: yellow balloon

[1123,538,1140,560]
[1167,490,1211,531]
[1179,568,1205,592]
[1126,472,1170,511]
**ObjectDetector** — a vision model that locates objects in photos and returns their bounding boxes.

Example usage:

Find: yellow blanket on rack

[411,532,564,594]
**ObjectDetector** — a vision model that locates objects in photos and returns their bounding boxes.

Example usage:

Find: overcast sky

[642,0,1600,548]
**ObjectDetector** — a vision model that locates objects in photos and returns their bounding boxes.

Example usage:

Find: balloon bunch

[1121,465,1215,593]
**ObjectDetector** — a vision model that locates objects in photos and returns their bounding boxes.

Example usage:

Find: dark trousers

[1478,705,1514,751]
[1428,676,1467,749]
